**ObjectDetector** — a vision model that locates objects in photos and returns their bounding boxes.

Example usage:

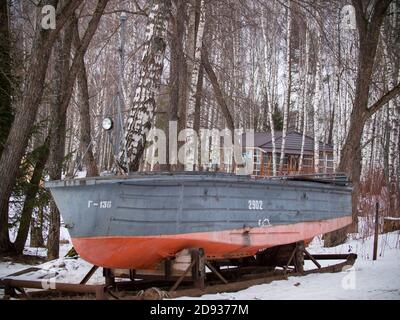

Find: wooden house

[243,130,334,176]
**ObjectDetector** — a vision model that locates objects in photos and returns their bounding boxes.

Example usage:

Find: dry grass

[357,168,400,239]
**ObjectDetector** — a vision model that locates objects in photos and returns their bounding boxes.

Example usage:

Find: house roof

[242,130,333,156]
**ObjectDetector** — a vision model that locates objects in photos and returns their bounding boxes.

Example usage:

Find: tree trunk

[313,27,322,174]
[168,0,186,170]
[14,137,50,254]
[193,63,204,167]
[0,0,13,253]
[332,18,342,168]
[187,0,205,128]
[0,0,12,159]
[201,46,234,133]
[73,18,98,177]
[279,0,292,172]
[120,0,171,172]
[261,12,276,176]
[0,0,81,254]
[339,0,393,182]
[185,0,205,170]
[47,15,74,260]
[324,0,394,247]
[47,1,108,259]
[30,204,45,248]
[201,45,235,171]
[183,0,199,128]
[299,29,310,173]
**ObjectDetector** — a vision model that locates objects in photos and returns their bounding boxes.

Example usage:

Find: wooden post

[79,265,99,284]
[261,151,264,176]
[373,202,379,261]
[191,248,205,290]
[103,268,115,287]
[294,241,304,274]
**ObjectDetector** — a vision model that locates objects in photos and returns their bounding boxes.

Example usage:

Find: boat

[45,172,352,269]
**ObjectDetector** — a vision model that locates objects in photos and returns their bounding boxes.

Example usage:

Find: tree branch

[367,82,400,117]
[352,0,367,36]
[369,0,392,34]
[60,0,109,115]
[201,45,234,132]
[46,0,82,45]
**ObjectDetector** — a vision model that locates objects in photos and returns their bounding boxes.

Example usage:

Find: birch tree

[279,1,292,172]
[261,14,277,176]
[313,27,322,174]
[299,29,310,173]
[120,0,171,172]
[185,0,205,170]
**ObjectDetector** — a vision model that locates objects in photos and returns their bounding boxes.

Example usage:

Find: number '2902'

[248,200,263,210]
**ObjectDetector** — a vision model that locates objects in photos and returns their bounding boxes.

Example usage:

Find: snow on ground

[176,231,400,300]
[1,231,399,300]
[0,243,104,286]
[0,238,104,299]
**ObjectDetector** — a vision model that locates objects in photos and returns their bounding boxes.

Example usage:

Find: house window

[302,156,313,173]
[318,152,334,173]
[253,149,262,176]
[326,153,334,173]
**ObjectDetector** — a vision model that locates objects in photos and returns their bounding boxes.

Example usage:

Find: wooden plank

[205,261,228,284]
[303,249,321,269]
[80,265,99,284]
[169,260,196,292]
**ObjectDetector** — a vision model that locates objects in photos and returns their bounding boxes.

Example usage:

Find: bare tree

[120,0,172,172]
[0,0,81,254]
[47,15,74,260]
[299,29,310,173]
[0,0,12,159]
[185,0,205,170]
[279,0,292,172]
[262,11,277,176]
[325,0,400,246]
[202,46,234,133]
[47,0,109,259]
[313,20,322,174]
[73,18,99,178]
[168,0,186,170]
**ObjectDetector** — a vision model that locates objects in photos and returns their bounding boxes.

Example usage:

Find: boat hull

[46,173,352,269]
[72,216,351,269]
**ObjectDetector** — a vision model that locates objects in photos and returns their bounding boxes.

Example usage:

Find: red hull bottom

[72,216,352,269]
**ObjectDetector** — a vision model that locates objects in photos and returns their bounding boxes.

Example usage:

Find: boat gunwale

[45,172,352,193]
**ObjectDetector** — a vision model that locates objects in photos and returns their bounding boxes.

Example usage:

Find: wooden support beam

[283,245,297,275]
[373,202,379,261]
[303,249,321,269]
[191,248,205,290]
[80,265,99,284]
[169,260,196,292]
[103,268,115,287]
[205,261,228,284]
[294,241,305,274]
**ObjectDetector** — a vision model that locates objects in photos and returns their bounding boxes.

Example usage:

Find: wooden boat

[46,172,352,269]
